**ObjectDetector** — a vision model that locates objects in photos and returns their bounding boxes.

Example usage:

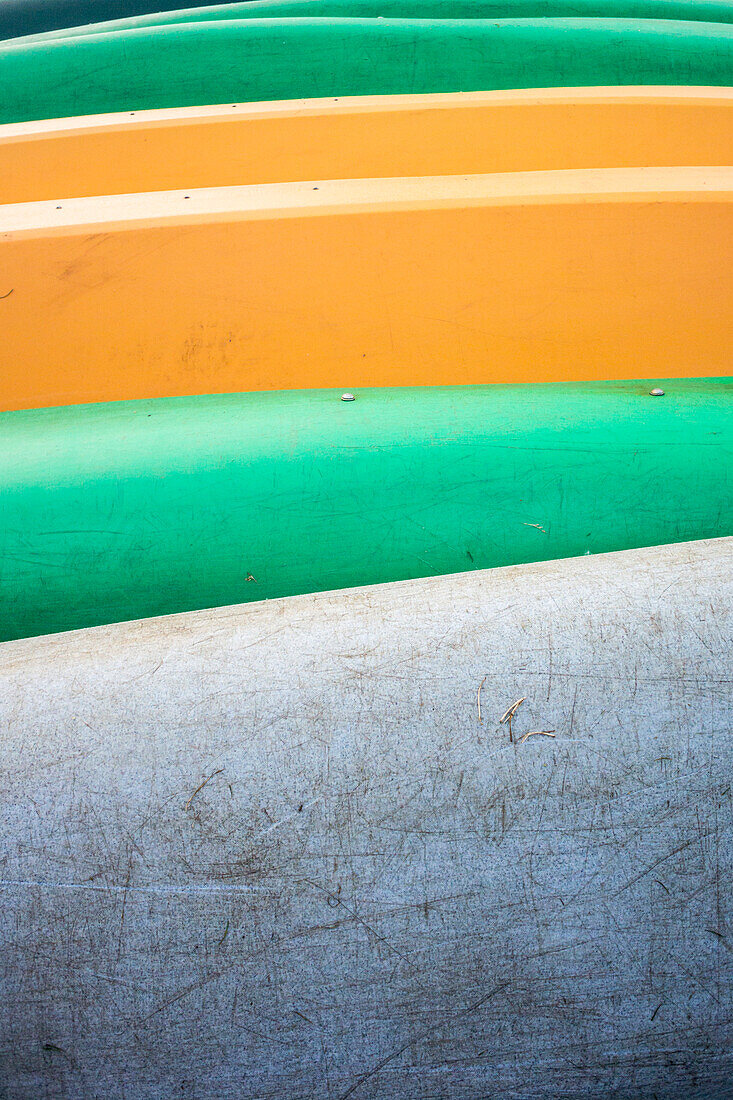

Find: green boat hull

[0,0,244,42]
[17,0,733,45]
[1,380,730,643]
[3,18,733,125]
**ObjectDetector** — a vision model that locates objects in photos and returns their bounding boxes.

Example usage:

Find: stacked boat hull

[5,19,733,123]
[1,167,730,411]
[1,539,731,1098]
[3,88,733,203]
[3,380,728,642]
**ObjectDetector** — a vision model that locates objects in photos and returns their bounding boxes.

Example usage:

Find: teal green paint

[6,0,733,45]
[2,19,733,124]
[17,0,733,46]
[1,381,730,643]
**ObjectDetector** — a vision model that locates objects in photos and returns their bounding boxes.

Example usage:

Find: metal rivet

[341,392,355,402]
[649,388,665,397]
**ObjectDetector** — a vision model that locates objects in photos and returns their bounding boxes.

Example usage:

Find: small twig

[499,697,525,725]
[518,730,556,745]
[184,768,224,810]
[477,676,487,723]
[0,288,13,300]
[500,696,525,741]
[523,522,546,533]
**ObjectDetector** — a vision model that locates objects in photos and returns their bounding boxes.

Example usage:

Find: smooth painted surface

[1,380,730,642]
[1,168,732,410]
[1,538,731,1098]
[3,18,733,125]
[3,87,733,204]
[17,0,733,44]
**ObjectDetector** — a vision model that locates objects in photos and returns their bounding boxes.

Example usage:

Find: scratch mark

[91,972,150,990]
[707,928,733,954]
[672,955,723,1006]
[293,1009,315,1026]
[0,879,270,896]
[612,833,716,897]
[337,979,512,1099]
[116,860,132,962]
[255,795,325,839]
[299,877,417,975]
[232,1022,291,1046]
[184,768,224,810]
[141,969,229,1022]
[568,686,577,736]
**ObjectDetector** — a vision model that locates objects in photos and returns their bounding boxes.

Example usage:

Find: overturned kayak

[15,0,733,44]
[3,18,733,125]
[1,380,730,642]
[1,537,731,1096]
[0,0,249,42]
[3,87,733,204]
[1,167,731,410]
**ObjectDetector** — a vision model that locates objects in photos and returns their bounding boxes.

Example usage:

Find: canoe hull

[3,88,733,205]
[4,19,733,125]
[2,380,730,642]
[2,170,732,410]
[14,0,733,45]
[1,538,731,1098]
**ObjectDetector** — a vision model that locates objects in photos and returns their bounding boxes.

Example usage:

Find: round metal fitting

[649,388,665,397]
[341,393,355,402]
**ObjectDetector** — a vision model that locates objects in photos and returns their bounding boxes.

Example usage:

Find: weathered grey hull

[1,538,731,1099]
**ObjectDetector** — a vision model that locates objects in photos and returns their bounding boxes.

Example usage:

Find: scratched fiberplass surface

[1,380,731,642]
[15,0,733,45]
[3,19,733,124]
[0,537,731,1098]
